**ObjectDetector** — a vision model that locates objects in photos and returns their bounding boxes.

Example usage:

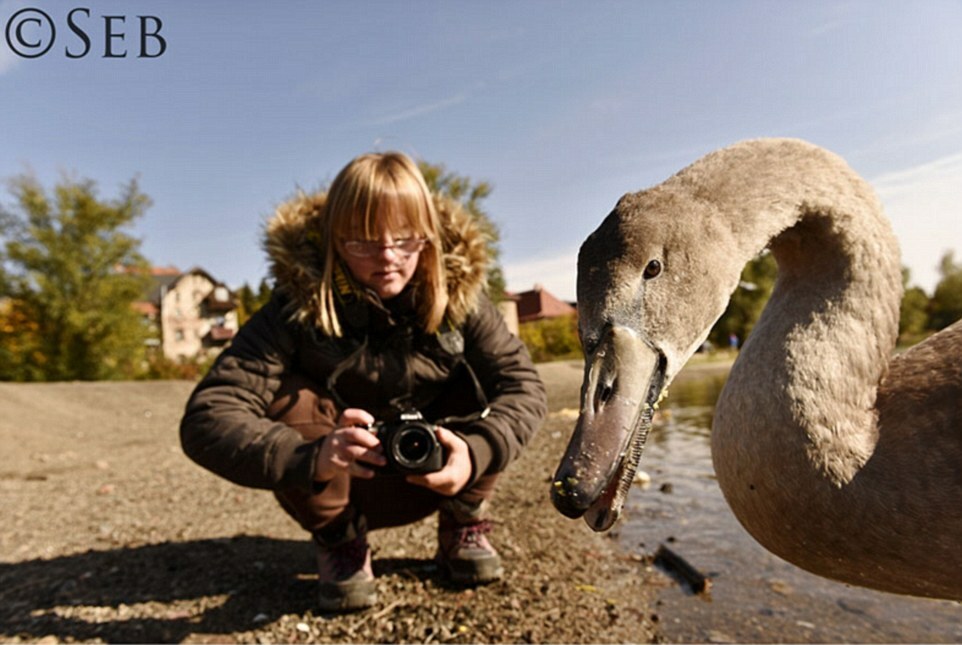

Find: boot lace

[454,519,494,548]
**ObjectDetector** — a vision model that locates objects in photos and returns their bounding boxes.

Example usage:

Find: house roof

[144,273,181,304]
[140,266,236,308]
[515,285,576,323]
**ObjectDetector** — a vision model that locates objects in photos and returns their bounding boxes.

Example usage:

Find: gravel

[0,362,660,643]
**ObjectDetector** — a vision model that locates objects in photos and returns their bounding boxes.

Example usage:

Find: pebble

[633,470,652,487]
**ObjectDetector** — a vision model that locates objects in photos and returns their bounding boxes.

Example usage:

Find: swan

[550,138,962,600]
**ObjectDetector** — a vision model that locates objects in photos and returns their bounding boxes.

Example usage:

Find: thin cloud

[873,152,962,292]
[808,19,845,37]
[366,93,468,127]
[873,152,962,194]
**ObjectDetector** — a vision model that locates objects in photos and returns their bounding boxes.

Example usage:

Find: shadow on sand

[0,535,440,642]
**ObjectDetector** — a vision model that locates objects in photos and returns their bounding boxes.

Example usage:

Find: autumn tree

[0,174,152,381]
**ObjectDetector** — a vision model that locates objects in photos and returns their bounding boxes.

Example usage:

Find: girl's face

[338,226,424,300]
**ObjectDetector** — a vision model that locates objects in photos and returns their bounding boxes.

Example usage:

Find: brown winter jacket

[180,190,547,494]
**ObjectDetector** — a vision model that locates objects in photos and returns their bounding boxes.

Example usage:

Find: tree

[235,278,274,326]
[708,251,778,348]
[898,267,929,345]
[928,251,962,331]
[235,282,256,326]
[519,314,581,363]
[418,161,506,302]
[0,173,152,381]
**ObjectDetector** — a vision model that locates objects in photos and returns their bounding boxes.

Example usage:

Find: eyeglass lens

[342,238,425,257]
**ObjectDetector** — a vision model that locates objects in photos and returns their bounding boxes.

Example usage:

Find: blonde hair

[317,151,448,336]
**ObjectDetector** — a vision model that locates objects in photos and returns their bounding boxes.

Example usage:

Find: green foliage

[235,278,273,326]
[519,314,582,363]
[418,160,506,302]
[708,251,777,348]
[898,267,930,345]
[928,251,962,331]
[0,173,152,381]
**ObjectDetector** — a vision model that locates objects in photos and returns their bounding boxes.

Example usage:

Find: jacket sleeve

[179,293,318,492]
[456,296,548,481]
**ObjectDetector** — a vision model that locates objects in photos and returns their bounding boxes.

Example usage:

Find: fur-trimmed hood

[263,190,490,329]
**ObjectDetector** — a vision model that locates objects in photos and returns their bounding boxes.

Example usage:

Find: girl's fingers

[337,408,375,428]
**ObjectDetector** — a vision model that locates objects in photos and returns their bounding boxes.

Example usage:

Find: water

[617,365,962,644]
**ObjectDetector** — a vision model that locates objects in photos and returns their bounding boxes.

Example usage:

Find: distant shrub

[519,314,582,363]
[139,351,217,381]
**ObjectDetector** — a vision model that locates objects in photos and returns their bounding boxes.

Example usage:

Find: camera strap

[326,338,490,427]
[430,357,491,427]
[326,261,490,426]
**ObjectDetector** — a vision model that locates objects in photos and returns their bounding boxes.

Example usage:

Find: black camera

[370,411,444,474]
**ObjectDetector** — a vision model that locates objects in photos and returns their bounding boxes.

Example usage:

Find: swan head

[551,189,740,531]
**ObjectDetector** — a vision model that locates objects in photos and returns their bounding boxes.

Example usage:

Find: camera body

[370,411,444,474]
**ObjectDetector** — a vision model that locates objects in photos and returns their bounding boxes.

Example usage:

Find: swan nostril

[598,382,614,405]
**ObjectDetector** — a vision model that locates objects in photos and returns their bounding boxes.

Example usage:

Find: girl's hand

[313,408,387,482]
[405,426,472,496]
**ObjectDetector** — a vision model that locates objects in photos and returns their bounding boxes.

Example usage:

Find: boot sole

[318,580,377,612]
[441,557,504,585]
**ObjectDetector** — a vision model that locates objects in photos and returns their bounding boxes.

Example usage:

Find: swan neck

[706,143,902,485]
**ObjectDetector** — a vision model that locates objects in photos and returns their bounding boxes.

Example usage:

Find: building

[496,292,520,336]
[514,285,576,323]
[137,266,239,361]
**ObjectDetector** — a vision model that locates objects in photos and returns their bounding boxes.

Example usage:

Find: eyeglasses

[341,237,427,258]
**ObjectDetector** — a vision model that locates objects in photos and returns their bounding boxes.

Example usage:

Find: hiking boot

[315,532,377,612]
[437,515,504,584]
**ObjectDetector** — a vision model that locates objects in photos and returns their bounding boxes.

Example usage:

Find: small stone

[633,470,652,487]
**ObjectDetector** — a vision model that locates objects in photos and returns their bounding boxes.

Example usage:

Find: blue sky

[2,1,961,302]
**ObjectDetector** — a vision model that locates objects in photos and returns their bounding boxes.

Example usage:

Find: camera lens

[393,425,433,466]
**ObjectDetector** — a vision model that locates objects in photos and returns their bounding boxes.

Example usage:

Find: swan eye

[643,259,662,280]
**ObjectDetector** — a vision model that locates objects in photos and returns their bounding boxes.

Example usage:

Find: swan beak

[551,325,665,531]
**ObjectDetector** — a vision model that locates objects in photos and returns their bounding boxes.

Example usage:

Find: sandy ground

[0,361,664,643]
